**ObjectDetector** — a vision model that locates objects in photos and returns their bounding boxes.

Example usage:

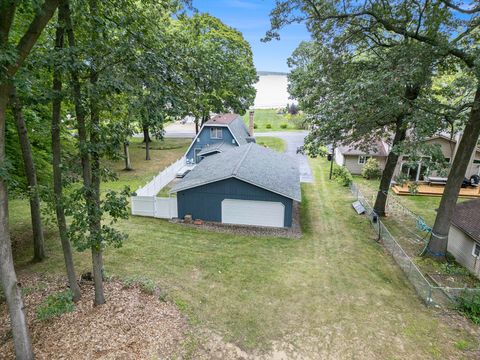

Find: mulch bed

[0,273,190,359]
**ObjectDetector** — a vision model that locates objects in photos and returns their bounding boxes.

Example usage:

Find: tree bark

[0,84,34,360]
[10,86,46,262]
[195,117,199,134]
[373,119,407,216]
[88,0,105,305]
[142,124,151,143]
[52,3,81,301]
[373,84,420,216]
[427,85,480,259]
[143,125,151,160]
[0,2,59,358]
[123,141,132,170]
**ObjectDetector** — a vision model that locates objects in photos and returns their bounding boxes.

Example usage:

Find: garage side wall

[177,178,294,227]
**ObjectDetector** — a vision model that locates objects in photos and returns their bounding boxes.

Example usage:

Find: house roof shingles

[197,142,236,156]
[205,114,250,145]
[171,143,301,201]
[338,140,388,157]
[451,199,480,243]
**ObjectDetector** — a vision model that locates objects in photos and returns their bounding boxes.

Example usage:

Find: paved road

[163,123,313,183]
[256,131,313,183]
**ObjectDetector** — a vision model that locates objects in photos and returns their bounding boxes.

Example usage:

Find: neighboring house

[334,140,388,175]
[334,133,480,180]
[185,113,255,164]
[171,142,301,228]
[448,199,480,278]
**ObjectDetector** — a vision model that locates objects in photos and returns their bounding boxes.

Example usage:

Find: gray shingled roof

[451,199,480,243]
[171,143,301,201]
[338,140,388,156]
[227,117,250,145]
[197,142,236,156]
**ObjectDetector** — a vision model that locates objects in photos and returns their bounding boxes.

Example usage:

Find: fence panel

[154,197,178,219]
[131,196,156,217]
[135,156,185,196]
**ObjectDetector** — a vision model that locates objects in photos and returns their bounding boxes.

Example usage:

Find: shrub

[395,173,409,186]
[332,165,353,187]
[36,290,75,321]
[456,291,480,324]
[280,123,288,129]
[361,158,382,179]
[265,123,272,129]
[287,103,299,115]
[290,114,308,130]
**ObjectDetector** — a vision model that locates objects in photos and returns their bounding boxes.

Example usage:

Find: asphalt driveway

[256,131,313,183]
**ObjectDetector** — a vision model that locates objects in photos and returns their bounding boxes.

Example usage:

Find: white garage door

[221,199,285,227]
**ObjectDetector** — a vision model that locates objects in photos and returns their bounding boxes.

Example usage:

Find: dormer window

[210,127,222,139]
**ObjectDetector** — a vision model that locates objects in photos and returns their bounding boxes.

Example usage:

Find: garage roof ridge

[232,143,253,176]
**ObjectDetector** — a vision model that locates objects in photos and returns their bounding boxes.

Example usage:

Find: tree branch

[441,0,480,14]
[7,0,60,76]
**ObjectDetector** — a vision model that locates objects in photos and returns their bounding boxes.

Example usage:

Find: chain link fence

[350,183,480,307]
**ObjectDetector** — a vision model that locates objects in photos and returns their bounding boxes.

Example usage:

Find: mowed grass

[243,109,302,132]
[255,136,286,152]
[9,149,479,357]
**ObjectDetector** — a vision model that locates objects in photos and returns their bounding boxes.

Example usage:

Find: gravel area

[171,201,302,239]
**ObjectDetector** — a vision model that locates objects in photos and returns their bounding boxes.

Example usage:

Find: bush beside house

[361,158,382,179]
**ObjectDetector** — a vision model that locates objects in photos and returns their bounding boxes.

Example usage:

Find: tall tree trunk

[373,84,420,216]
[195,117,199,134]
[373,119,407,216]
[52,3,81,301]
[427,85,480,259]
[89,0,105,305]
[143,125,151,160]
[0,2,59,358]
[142,124,151,143]
[123,141,132,170]
[0,85,34,360]
[10,86,45,262]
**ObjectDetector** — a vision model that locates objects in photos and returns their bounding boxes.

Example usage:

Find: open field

[243,109,304,132]
[6,147,480,358]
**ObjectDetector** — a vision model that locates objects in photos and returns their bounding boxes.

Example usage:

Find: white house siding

[448,225,480,277]
[334,147,345,167]
[343,155,386,175]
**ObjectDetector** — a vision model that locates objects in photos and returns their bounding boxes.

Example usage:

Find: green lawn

[243,108,304,132]
[8,150,479,357]
[255,136,286,152]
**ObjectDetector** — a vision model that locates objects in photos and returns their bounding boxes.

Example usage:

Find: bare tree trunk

[427,85,480,259]
[373,84,420,216]
[0,85,34,360]
[143,125,151,160]
[195,117,199,134]
[10,86,45,262]
[123,141,132,170]
[52,3,81,301]
[373,119,407,216]
[142,124,151,143]
[89,0,105,305]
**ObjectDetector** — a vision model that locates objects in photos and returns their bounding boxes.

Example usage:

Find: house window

[210,127,222,139]
[358,156,370,164]
[472,243,480,258]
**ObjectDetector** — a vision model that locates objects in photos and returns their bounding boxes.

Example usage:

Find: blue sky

[192,0,311,73]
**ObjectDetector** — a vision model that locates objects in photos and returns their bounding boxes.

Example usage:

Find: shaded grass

[9,150,479,357]
[255,136,286,152]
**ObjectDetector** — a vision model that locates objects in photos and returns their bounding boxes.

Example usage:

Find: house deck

[392,183,480,198]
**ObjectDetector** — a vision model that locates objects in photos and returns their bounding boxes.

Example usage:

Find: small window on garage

[358,156,370,164]
[210,127,222,139]
[473,243,480,257]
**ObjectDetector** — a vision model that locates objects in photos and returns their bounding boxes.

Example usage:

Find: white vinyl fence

[131,157,185,219]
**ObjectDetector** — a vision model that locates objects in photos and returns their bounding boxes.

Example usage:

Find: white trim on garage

[221,199,285,227]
